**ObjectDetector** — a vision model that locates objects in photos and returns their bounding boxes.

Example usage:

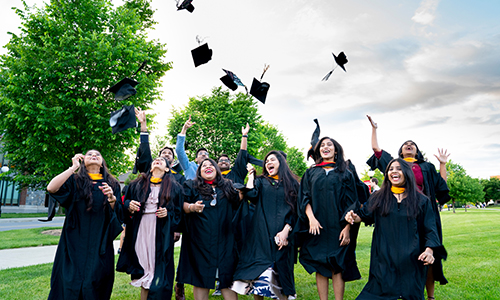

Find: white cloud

[412,0,440,25]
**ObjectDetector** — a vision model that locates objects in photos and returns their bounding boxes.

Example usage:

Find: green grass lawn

[1,210,499,299]
[0,227,62,250]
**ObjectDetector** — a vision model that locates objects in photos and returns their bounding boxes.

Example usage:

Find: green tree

[167,87,307,177]
[480,177,500,202]
[446,160,485,211]
[0,0,170,188]
[360,168,384,184]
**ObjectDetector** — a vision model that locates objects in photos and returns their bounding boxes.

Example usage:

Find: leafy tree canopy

[480,177,500,201]
[446,160,485,205]
[0,0,171,188]
[167,87,307,177]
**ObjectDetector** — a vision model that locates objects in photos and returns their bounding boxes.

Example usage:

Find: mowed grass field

[0,209,499,299]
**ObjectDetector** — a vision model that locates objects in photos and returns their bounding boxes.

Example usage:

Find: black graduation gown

[297,166,359,278]
[355,194,446,300]
[222,149,250,184]
[343,161,370,282]
[233,177,297,296]
[116,180,183,299]
[48,175,123,300]
[367,150,450,284]
[176,180,240,289]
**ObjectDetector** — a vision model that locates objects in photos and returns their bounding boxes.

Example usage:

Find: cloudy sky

[1,0,499,178]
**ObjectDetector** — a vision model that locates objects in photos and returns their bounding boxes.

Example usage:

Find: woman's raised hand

[71,154,84,171]
[367,115,378,129]
[434,148,450,164]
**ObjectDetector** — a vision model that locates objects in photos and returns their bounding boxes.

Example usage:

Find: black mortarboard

[322,51,348,81]
[108,78,139,101]
[250,78,270,104]
[191,43,212,67]
[177,0,194,13]
[307,119,321,161]
[220,75,238,91]
[220,69,246,92]
[233,182,250,192]
[250,64,270,104]
[110,105,137,134]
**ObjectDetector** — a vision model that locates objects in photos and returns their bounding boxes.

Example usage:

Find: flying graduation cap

[322,51,348,81]
[108,61,147,101]
[250,64,271,104]
[177,0,194,13]
[307,119,321,161]
[191,36,212,67]
[110,104,137,134]
[220,69,248,92]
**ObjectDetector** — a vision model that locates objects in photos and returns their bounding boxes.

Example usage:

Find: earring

[334,153,338,161]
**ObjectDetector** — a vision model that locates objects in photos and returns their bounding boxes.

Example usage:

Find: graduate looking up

[134,108,185,184]
[46,150,123,300]
[345,158,446,300]
[116,157,183,300]
[366,115,450,300]
[175,115,209,180]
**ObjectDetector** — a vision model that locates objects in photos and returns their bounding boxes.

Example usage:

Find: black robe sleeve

[366,149,394,173]
[133,133,153,174]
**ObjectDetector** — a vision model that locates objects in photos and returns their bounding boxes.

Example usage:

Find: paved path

[0,217,183,270]
[0,217,65,232]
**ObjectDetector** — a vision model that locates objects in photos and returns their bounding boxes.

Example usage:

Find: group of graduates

[46,113,450,300]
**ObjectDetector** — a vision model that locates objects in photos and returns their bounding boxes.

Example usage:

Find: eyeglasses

[219,158,230,163]
[198,151,209,157]
[210,187,217,206]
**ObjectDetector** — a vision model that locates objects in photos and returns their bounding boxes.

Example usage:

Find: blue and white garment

[231,268,296,300]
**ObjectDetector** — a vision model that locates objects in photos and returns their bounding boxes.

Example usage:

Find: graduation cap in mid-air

[322,51,348,81]
[108,61,147,101]
[307,119,321,161]
[220,69,247,92]
[191,36,212,67]
[177,0,194,13]
[250,64,271,104]
[110,104,137,134]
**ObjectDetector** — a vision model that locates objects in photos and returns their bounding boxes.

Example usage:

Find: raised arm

[240,123,249,150]
[136,107,147,133]
[47,154,83,193]
[434,148,450,181]
[133,108,152,174]
[176,116,196,177]
[367,115,381,152]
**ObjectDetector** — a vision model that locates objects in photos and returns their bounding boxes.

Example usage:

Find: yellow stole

[221,170,231,175]
[150,177,162,183]
[268,175,279,180]
[403,157,417,163]
[88,173,103,180]
[391,186,405,194]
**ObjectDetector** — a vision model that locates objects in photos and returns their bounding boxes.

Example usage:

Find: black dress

[176,180,240,289]
[355,193,446,300]
[297,166,359,278]
[116,180,183,299]
[232,177,298,296]
[48,175,123,300]
[367,150,450,284]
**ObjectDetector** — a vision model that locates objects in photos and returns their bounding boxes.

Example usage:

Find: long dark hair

[313,136,347,172]
[75,150,119,211]
[261,150,299,213]
[131,157,180,207]
[368,158,421,219]
[194,158,238,202]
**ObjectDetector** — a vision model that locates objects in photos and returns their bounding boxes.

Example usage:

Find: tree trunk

[452,200,456,213]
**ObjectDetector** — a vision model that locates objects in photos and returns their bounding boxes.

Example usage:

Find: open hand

[434,148,450,164]
[367,115,377,129]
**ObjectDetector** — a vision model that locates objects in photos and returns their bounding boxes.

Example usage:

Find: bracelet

[242,135,248,138]
[188,203,193,212]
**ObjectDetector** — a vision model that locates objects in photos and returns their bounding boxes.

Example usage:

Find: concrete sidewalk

[0,237,182,271]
